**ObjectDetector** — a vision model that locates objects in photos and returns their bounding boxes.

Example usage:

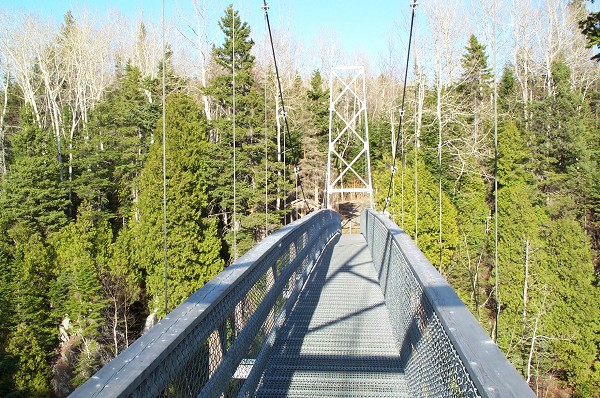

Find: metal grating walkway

[255,234,409,397]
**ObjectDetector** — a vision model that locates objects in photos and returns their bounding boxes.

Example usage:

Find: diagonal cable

[262,1,312,212]
[383,1,418,213]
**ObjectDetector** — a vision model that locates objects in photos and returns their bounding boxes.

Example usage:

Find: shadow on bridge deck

[254,234,409,397]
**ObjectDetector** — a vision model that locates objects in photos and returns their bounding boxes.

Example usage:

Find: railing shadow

[253,234,407,397]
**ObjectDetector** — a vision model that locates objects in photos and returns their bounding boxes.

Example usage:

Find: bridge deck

[255,234,408,397]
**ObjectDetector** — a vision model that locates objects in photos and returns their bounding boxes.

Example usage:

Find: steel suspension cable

[264,17,269,236]
[492,0,500,343]
[383,0,418,214]
[161,0,168,316]
[232,1,238,260]
[262,1,311,213]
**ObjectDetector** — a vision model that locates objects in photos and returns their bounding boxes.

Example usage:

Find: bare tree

[0,12,47,127]
[176,0,214,120]
[313,29,346,77]
[510,0,537,126]
[535,0,582,95]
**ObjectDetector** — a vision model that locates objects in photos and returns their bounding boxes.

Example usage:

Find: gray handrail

[70,209,341,397]
[361,209,536,398]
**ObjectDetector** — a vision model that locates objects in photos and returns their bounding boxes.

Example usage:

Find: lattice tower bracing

[326,66,374,210]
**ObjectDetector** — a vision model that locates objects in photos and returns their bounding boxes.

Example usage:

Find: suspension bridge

[70,1,536,396]
[70,209,535,397]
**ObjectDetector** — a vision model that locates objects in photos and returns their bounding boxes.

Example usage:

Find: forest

[0,1,599,397]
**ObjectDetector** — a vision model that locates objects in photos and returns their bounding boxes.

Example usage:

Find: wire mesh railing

[361,209,536,398]
[70,209,341,398]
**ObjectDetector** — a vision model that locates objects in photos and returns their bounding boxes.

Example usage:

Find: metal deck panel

[255,234,408,397]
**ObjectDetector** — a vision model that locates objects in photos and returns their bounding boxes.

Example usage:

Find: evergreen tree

[135,93,223,317]
[298,70,329,206]
[460,34,492,101]
[1,107,69,235]
[76,64,160,222]
[530,60,594,218]
[579,10,600,62]
[3,224,56,397]
[498,66,518,117]
[541,218,599,395]
[0,225,13,395]
[207,5,288,257]
[375,151,459,272]
[51,204,111,388]
[447,166,489,318]
[103,225,144,358]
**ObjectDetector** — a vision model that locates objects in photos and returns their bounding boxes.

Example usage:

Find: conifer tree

[542,218,599,394]
[4,224,56,397]
[76,64,160,221]
[51,204,111,388]
[135,93,223,317]
[460,34,492,101]
[298,70,329,206]
[207,5,288,257]
[530,60,596,219]
[376,152,459,272]
[1,107,69,235]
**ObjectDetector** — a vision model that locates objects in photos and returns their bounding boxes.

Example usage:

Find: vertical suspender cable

[414,81,418,245]
[232,2,238,260]
[401,117,405,229]
[383,0,417,214]
[492,0,500,343]
[161,0,168,315]
[264,19,269,236]
[438,79,443,273]
[390,110,395,219]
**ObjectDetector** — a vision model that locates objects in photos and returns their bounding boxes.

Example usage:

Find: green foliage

[498,66,518,117]
[579,10,600,62]
[1,9,599,396]
[498,121,534,187]
[135,93,224,316]
[1,107,69,234]
[206,4,290,258]
[306,70,329,152]
[375,152,459,272]
[3,224,56,396]
[542,218,600,394]
[208,5,257,113]
[5,324,53,397]
[297,69,329,207]
[459,34,492,101]
[530,60,597,221]
[50,204,111,387]
[447,168,489,316]
[77,64,160,220]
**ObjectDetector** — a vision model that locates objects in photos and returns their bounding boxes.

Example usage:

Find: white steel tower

[326,66,374,210]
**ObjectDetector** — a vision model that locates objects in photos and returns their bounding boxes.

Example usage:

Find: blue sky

[0,0,408,69]
[5,1,597,75]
